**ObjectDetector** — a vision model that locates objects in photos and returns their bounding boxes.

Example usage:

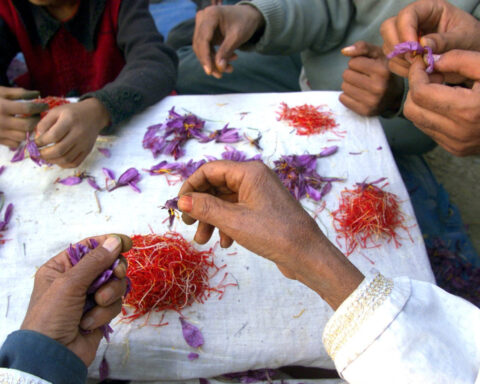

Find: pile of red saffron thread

[332,181,410,256]
[122,232,235,323]
[33,96,70,118]
[277,102,338,136]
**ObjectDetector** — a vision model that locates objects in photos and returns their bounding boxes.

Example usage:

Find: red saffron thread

[332,182,411,256]
[122,232,235,323]
[277,102,338,136]
[33,96,70,118]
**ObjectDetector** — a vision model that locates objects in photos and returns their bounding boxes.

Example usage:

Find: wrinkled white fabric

[0,368,51,384]
[0,92,433,380]
[324,270,480,384]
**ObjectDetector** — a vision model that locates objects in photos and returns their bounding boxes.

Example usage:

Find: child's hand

[35,98,110,168]
[339,41,404,117]
[0,86,48,148]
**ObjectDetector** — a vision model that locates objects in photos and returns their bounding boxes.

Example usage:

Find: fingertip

[178,195,193,213]
[341,45,356,56]
[420,37,435,51]
[203,65,212,76]
[181,212,197,225]
[112,234,132,252]
[102,235,121,253]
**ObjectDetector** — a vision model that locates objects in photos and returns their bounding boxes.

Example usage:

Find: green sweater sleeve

[238,0,354,55]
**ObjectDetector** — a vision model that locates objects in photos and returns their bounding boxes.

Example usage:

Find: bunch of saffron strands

[121,232,235,324]
[277,102,338,136]
[331,178,411,256]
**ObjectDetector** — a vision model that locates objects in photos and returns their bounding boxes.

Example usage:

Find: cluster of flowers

[143,107,242,160]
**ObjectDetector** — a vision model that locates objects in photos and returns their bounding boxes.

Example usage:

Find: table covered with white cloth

[0,92,435,381]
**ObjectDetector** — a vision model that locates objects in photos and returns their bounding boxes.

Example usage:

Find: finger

[1,87,40,100]
[348,56,387,77]
[113,256,128,279]
[341,41,383,59]
[0,138,21,148]
[421,31,466,55]
[396,2,432,44]
[388,58,410,78]
[409,57,480,117]
[341,82,377,107]
[219,230,234,248]
[80,299,122,331]
[193,9,218,75]
[0,99,48,116]
[2,115,40,133]
[380,17,400,56]
[79,328,103,364]
[339,93,373,116]
[194,221,215,244]
[94,278,127,307]
[215,35,241,72]
[36,119,70,148]
[342,69,376,92]
[433,50,480,81]
[0,129,28,142]
[66,235,122,292]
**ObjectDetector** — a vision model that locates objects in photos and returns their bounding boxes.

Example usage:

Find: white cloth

[324,270,480,384]
[0,368,50,384]
[0,92,434,380]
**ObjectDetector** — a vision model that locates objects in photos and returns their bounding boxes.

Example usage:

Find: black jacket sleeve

[0,330,87,384]
[0,17,20,86]
[82,0,178,131]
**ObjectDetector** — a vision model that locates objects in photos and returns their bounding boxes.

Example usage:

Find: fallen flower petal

[0,203,13,231]
[98,148,111,158]
[188,352,200,360]
[10,144,25,162]
[318,145,338,157]
[102,167,115,180]
[0,166,5,175]
[99,356,109,382]
[56,176,83,186]
[87,177,102,191]
[179,317,204,348]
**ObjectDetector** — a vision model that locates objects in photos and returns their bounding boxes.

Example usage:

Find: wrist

[292,232,364,310]
[238,3,265,43]
[80,98,111,132]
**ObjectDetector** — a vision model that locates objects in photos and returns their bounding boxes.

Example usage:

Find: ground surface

[425,147,480,254]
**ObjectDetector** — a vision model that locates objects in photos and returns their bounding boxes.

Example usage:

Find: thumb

[178,192,238,230]
[215,34,241,72]
[433,50,480,81]
[1,87,40,100]
[67,236,122,293]
[420,31,465,54]
[341,41,383,59]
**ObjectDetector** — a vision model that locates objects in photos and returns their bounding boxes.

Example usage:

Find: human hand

[380,0,480,77]
[35,98,110,168]
[211,0,222,4]
[0,86,48,149]
[177,161,363,309]
[404,52,480,156]
[21,235,132,366]
[193,4,264,78]
[339,41,404,116]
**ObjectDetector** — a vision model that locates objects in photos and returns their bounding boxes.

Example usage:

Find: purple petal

[424,45,434,74]
[305,185,323,201]
[101,324,114,343]
[188,352,200,360]
[117,168,140,186]
[128,182,141,193]
[87,177,101,191]
[88,269,113,294]
[318,145,338,157]
[4,203,13,225]
[377,146,383,150]
[320,182,333,199]
[99,357,109,381]
[199,379,210,384]
[97,148,111,158]
[10,144,25,162]
[57,176,83,186]
[387,41,423,58]
[179,317,204,348]
[0,166,5,175]
[102,167,115,180]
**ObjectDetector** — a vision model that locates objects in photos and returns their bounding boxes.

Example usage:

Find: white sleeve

[323,270,480,384]
[0,368,51,383]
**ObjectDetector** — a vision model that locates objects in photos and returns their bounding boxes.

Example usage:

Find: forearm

[239,0,353,55]
[293,232,364,310]
[0,330,87,384]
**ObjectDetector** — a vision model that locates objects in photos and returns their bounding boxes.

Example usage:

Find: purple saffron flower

[221,146,262,162]
[387,41,434,73]
[11,144,25,162]
[97,148,111,158]
[147,159,206,181]
[179,317,204,348]
[163,197,179,228]
[201,124,242,143]
[102,167,115,181]
[26,132,48,167]
[273,152,340,201]
[116,168,141,193]
[244,132,263,151]
[188,352,200,360]
[56,176,83,186]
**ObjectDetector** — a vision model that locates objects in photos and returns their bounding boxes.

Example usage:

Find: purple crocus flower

[273,151,340,201]
[147,159,206,181]
[179,317,204,348]
[200,124,242,143]
[387,41,434,73]
[162,197,179,228]
[220,146,262,162]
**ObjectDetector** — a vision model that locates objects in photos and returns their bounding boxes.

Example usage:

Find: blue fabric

[0,330,87,384]
[149,0,196,39]
[394,154,479,268]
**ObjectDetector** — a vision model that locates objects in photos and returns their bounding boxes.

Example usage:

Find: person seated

[1,162,479,383]
[0,0,178,168]
[192,0,480,155]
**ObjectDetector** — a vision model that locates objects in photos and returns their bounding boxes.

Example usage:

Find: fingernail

[103,236,121,252]
[341,45,355,54]
[178,195,193,213]
[203,65,211,75]
[80,316,94,330]
[432,54,441,62]
[217,59,226,70]
[101,286,114,305]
